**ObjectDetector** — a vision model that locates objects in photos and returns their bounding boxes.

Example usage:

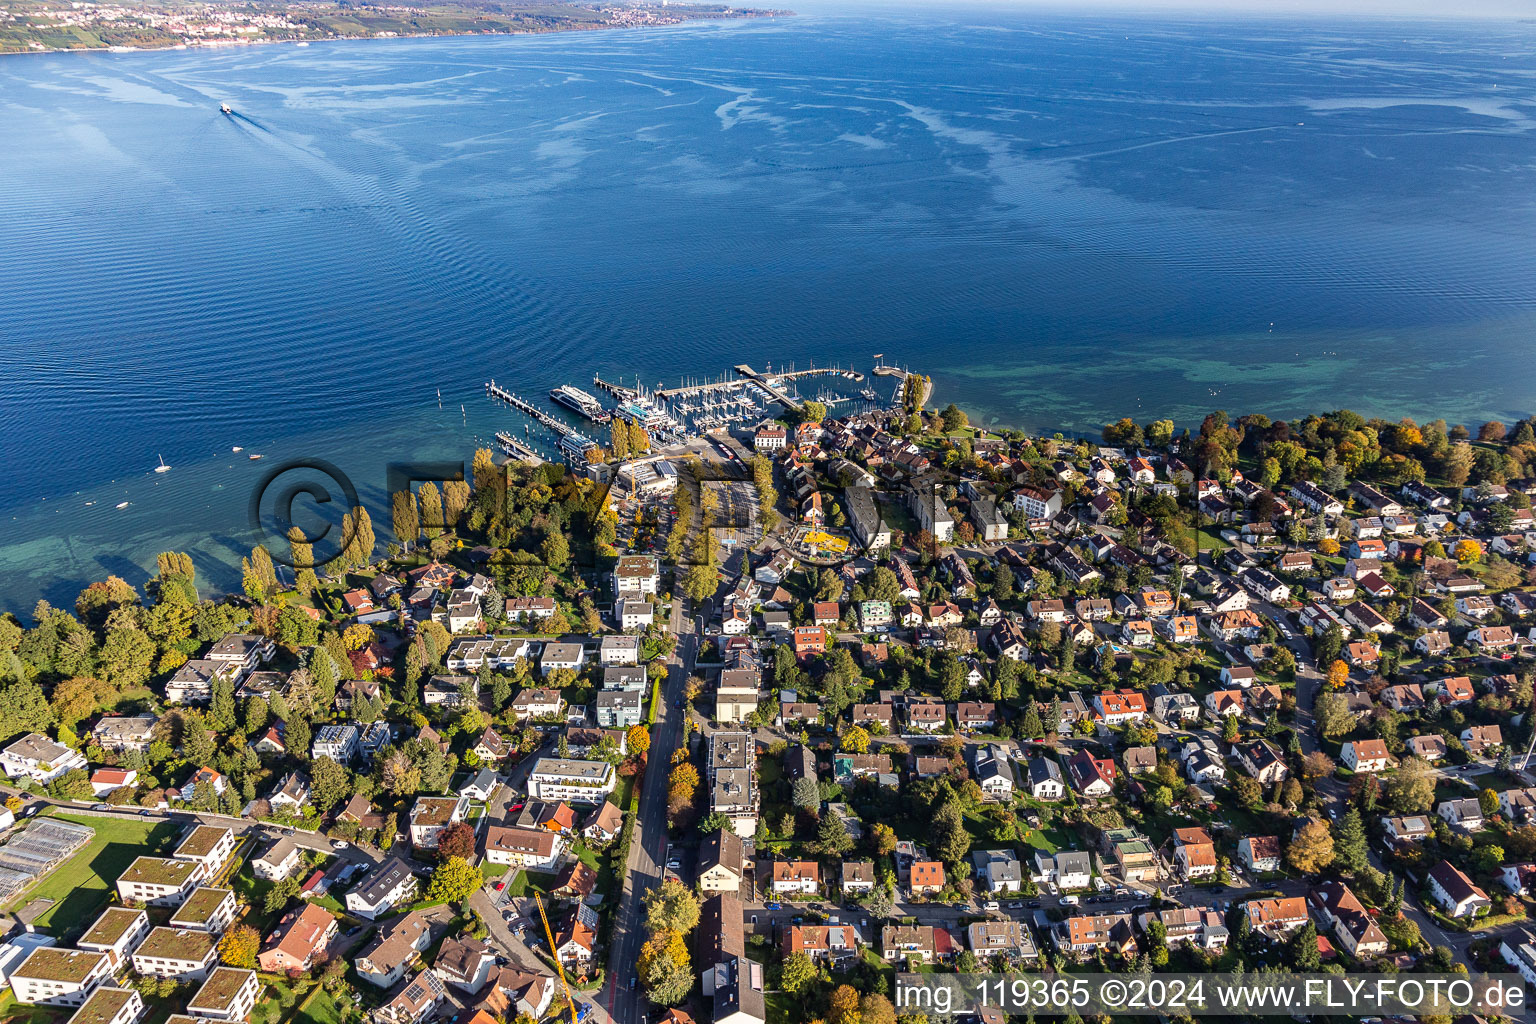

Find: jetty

[732,364,803,412]
[486,381,597,463]
[591,373,639,402]
[494,431,545,464]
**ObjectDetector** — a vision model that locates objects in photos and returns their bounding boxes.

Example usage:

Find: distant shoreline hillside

[0,0,790,56]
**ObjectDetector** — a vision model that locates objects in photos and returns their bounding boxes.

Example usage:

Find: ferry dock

[485,381,597,463]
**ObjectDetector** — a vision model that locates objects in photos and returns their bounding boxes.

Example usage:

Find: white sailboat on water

[154,454,171,474]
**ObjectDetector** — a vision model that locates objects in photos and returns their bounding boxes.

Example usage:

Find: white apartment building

[130,928,217,982]
[78,908,151,971]
[186,968,262,1022]
[116,857,204,908]
[527,759,616,806]
[1,733,88,784]
[172,826,236,876]
[167,888,238,935]
[10,949,113,1007]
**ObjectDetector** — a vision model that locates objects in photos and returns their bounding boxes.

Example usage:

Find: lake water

[2,6,1535,612]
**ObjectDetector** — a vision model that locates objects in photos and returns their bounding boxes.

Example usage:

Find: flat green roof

[170,887,232,926]
[80,908,145,948]
[67,987,136,1024]
[134,927,214,964]
[189,968,257,1012]
[174,825,231,860]
[15,948,108,984]
[119,856,198,888]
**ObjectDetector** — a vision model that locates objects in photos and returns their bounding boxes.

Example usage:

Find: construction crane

[534,894,581,1024]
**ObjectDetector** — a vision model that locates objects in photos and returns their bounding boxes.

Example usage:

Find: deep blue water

[2,6,1535,612]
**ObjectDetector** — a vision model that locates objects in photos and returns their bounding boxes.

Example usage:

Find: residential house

[1428,860,1491,919]
[77,909,151,972]
[1438,798,1485,832]
[1341,739,1391,773]
[1239,836,1282,874]
[257,903,336,974]
[1236,739,1289,784]
[344,857,417,921]
[1308,880,1388,958]
[9,948,113,1008]
[771,861,820,895]
[356,912,431,989]
[1,733,88,784]
[1064,751,1115,798]
[1242,897,1310,939]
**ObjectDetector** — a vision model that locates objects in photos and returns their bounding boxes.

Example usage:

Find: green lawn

[502,869,559,898]
[0,991,69,1024]
[3,810,180,935]
[295,986,350,1024]
[251,976,313,1024]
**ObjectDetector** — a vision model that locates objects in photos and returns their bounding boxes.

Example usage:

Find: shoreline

[0,5,791,58]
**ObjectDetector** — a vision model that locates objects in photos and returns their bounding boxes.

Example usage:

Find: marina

[487,360,896,465]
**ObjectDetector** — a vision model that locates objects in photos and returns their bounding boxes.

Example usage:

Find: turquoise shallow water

[1,7,1534,611]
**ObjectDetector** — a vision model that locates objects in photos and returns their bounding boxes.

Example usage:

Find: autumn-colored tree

[637,929,691,1005]
[829,985,862,1024]
[1287,818,1335,874]
[870,822,897,857]
[1454,538,1483,563]
[667,762,699,811]
[1326,659,1350,691]
[1301,751,1337,781]
[218,925,259,969]
[435,821,476,862]
[627,725,651,755]
[644,878,701,934]
[841,725,870,754]
[860,994,897,1024]
[1317,537,1340,556]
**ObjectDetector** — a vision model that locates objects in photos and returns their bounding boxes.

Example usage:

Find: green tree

[264,877,300,914]
[643,878,701,934]
[1332,809,1368,874]
[816,812,854,856]
[931,802,970,865]
[1314,691,1354,739]
[426,856,482,904]
[792,775,820,813]
[392,490,420,549]
[208,676,236,735]
[939,403,968,433]
[309,756,350,812]
[780,950,817,995]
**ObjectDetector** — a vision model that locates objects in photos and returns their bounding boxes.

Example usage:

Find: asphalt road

[601,598,697,1024]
